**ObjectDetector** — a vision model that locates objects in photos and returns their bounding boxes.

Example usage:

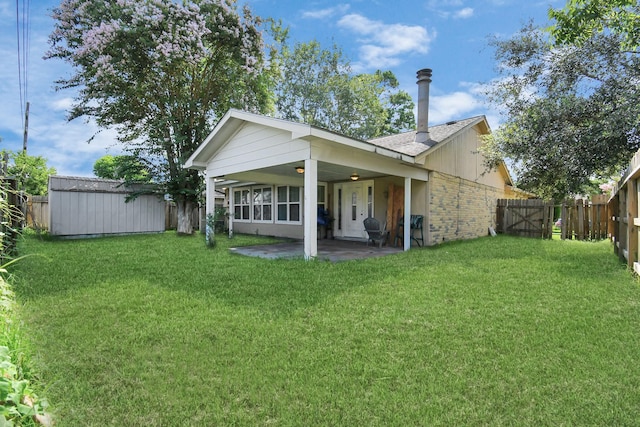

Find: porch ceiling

[218,161,385,185]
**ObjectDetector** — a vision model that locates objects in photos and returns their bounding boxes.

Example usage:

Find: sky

[0,0,562,177]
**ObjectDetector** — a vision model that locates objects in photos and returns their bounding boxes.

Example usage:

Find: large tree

[93,154,150,182]
[549,0,640,50]
[3,150,56,196]
[47,0,272,234]
[483,23,640,200]
[272,36,415,140]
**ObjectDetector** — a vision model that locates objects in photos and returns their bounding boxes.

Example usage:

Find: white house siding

[207,123,311,177]
[230,222,303,239]
[422,125,504,188]
[48,176,165,237]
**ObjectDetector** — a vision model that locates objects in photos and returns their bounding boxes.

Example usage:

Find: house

[185,69,526,259]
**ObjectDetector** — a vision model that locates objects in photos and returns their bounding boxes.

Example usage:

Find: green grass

[10,232,640,426]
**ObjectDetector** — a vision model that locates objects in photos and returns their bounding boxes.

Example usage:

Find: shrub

[0,268,50,426]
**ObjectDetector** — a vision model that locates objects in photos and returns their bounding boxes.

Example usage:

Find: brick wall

[428,171,511,244]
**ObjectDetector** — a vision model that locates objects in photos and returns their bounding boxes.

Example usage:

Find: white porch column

[404,176,412,251]
[303,158,318,260]
[228,188,234,238]
[206,175,215,240]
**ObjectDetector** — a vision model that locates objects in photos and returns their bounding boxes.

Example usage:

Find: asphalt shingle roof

[367,116,483,157]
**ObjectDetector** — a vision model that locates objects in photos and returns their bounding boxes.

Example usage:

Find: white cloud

[337,14,435,70]
[430,91,481,124]
[301,4,350,19]
[454,7,474,19]
[51,97,74,111]
[428,0,464,7]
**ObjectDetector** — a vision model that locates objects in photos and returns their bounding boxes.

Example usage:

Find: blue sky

[0,0,562,177]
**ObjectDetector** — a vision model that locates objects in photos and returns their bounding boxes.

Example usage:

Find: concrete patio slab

[230,239,403,262]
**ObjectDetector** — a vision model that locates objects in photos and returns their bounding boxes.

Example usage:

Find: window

[277,186,301,223]
[367,185,373,217]
[252,187,272,222]
[317,185,326,211]
[351,191,358,221]
[233,189,250,221]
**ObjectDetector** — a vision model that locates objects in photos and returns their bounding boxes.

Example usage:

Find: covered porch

[185,110,430,260]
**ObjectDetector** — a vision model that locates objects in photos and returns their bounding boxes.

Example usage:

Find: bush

[0,268,50,426]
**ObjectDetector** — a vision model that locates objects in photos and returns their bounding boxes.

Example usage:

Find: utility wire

[15,0,31,137]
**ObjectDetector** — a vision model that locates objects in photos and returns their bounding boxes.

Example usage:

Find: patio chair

[317,207,333,239]
[394,214,424,247]
[363,217,389,248]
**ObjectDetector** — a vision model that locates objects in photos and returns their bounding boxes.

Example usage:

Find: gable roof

[367,116,488,157]
[185,110,499,179]
[185,109,420,170]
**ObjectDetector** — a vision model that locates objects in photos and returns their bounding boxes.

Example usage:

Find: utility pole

[22,101,29,153]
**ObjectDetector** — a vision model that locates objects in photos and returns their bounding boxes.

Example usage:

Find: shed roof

[48,175,153,194]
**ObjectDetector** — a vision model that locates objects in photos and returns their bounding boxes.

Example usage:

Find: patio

[230,238,403,262]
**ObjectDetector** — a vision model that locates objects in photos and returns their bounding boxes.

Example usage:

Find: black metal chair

[363,217,388,248]
[394,214,424,247]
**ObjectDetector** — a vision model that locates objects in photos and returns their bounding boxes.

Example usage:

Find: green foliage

[0,269,49,426]
[0,179,23,261]
[270,31,415,140]
[484,23,640,199]
[10,233,640,425]
[549,0,640,51]
[204,213,216,248]
[205,208,228,247]
[92,154,150,182]
[2,151,55,196]
[47,0,273,233]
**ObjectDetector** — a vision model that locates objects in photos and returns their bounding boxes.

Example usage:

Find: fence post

[542,202,551,239]
[560,200,569,240]
[619,187,628,263]
[628,179,638,269]
[576,200,584,240]
[610,195,619,254]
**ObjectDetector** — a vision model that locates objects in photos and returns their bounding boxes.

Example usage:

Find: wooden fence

[609,149,640,272]
[496,199,554,238]
[26,195,48,231]
[164,202,203,232]
[0,178,21,260]
[558,196,609,241]
[497,198,609,240]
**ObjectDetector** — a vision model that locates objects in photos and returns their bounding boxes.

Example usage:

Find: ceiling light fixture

[295,166,305,174]
[350,172,360,181]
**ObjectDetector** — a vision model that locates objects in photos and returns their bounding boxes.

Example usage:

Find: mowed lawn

[12,232,640,426]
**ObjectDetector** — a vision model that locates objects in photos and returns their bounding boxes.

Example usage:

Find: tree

[93,154,150,182]
[272,36,415,140]
[483,23,640,200]
[46,0,272,234]
[2,151,56,195]
[549,0,640,50]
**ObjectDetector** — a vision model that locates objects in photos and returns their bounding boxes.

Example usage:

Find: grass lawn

[11,232,640,426]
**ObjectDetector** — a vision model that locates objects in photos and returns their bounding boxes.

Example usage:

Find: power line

[15,0,31,152]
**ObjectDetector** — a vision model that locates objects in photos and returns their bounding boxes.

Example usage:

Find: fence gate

[496,199,554,239]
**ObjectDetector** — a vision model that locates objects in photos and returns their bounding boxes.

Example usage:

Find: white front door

[334,180,373,239]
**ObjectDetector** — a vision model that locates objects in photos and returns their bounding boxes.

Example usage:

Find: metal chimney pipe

[416,68,432,144]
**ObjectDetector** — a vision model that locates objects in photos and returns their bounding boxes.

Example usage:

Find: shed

[48,175,165,238]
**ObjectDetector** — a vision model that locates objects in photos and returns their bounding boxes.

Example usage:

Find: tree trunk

[176,198,195,235]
